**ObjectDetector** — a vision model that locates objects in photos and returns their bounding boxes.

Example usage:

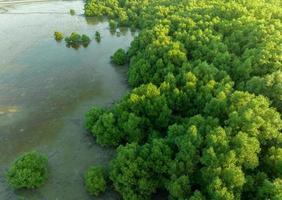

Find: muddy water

[0,0,134,199]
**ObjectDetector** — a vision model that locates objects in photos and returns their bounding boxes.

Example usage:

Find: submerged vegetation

[6,151,48,189]
[111,48,127,65]
[84,0,282,199]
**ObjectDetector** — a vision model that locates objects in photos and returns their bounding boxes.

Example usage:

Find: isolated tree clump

[6,151,48,189]
[84,166,106,196]
[54,31,63,41]
[69,9,75,15]
[95,31,101,42]
[81,34,91,45]
[65,32,91,48]
[65,32,81,45]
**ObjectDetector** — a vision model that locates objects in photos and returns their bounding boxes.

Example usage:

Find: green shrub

[84,166,106,196]
[95,31,101,42]
[54,31,63,41]
[65,32,91,48]
[65,32,81,44]
[70,9,75,15]
[6,151,48,189]
[81,34,91,45]
[111,48,127,65]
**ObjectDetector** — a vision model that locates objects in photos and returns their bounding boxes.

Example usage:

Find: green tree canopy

[84,166,106,196]
[111,48,127,65]
[6,151,48,189]
[84,0,282,199]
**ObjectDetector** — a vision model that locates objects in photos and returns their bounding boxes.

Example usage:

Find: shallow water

[0,0,134,199]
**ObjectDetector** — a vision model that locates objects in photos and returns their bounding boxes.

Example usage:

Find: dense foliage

[6,151,48,189]
[54,31,63,41]
[85,0,282,199]
[65,32,91,48]
[111,48,127,65]
[84,166,106,196]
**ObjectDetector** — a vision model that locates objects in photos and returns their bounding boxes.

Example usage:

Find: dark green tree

[84,166,106,196]
[6,151,48,189]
